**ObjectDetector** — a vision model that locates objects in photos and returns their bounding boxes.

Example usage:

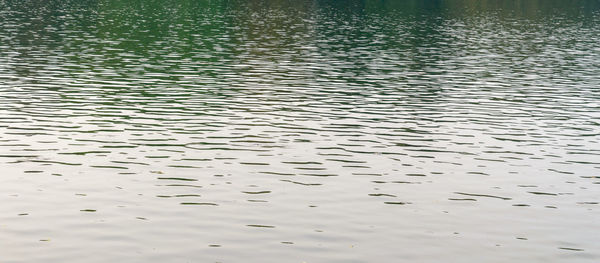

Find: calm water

[1,0,600,262]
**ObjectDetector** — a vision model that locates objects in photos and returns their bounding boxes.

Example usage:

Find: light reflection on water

[1,0,599,262]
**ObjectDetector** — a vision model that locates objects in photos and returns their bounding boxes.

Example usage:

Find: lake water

[1,0,599,262]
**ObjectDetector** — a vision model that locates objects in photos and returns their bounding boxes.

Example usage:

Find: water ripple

[1,0,600,262]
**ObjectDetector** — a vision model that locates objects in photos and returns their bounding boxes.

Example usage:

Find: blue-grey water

[1,0,600,262]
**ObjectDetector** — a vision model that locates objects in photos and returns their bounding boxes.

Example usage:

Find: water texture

[1,0,599,262]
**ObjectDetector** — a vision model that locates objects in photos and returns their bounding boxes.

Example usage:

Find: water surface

[1,0,600,262]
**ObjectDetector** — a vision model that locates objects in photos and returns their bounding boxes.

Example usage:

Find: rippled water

[1,0,600,262]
